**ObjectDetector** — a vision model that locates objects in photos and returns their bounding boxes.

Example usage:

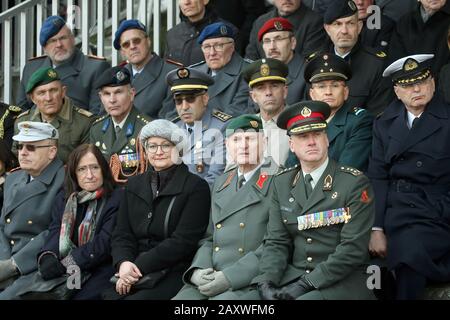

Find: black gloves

[38,253,66,281]
[257,281,279,300]
[275,276,315,300]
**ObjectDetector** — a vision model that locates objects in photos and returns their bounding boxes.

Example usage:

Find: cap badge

[260,63,270,77]
[348,0,357,11]
[404,59,418,72]
[47,70,57,78]
[116,71,125,81]
[250,120,259,128]
[177,68,189,79]
[274,21,283,31]
[301,107,312,118]
[220,25,228,35]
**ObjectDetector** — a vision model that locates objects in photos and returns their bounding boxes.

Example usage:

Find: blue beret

[114,19,147,50]
[197,22,236,45]
[40,16,67,47]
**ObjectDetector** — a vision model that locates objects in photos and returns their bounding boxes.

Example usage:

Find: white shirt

[406,110,423,129]
[260,114,290,167]
[131,66,142,78]
[112,113,130,130]
[302,158,329,189]
[334,48,351,60]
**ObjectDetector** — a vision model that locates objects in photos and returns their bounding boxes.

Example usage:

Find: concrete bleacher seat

[424,283,450,300]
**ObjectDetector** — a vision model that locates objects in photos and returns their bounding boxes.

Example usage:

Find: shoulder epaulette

[170,115,181,123]
[93,114,108,124]
[351,107,366,116]
[16,110,30,119]
[74,107,93,117]
[136,114,150,124]
[212,109,232,122]
[339,166,362,176]
[188,60,206,68]
[9,166,21,173]
[87,54,106,61]
[243,58,254,64]
[166,58,184,67]
[8,105,22,114]
[276,164,299,176]
[28,55,47,61]
[363,46,387,59]
[305,51,319,63]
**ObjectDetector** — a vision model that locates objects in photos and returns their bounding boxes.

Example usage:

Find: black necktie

[411,117,419,129]
[237,175,246,189]
[188,127,193,135]
[304,174,313,198]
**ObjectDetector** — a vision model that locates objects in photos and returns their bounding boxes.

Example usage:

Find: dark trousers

[395,264,427,300]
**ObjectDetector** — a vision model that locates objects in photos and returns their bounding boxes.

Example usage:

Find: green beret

[26,67,60,94]
[225,114,263,137]
[242,58,288,88]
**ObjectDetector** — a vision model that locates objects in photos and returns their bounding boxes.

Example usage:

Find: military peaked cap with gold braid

[382,54,434,85]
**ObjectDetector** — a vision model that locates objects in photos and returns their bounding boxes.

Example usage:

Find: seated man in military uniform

[0,122,64,299]
[253,101,376,300]
[305,53,373,171]
[174,115,275,300]
[168,67,231,187]
[90,66,151,183]
[14,67,94,163]
[16,16,110,114]
[258,17,307,105]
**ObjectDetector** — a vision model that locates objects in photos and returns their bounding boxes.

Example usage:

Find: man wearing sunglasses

[90,66,151,180]
[0,122,64,299]
[113,19,176,119]
[13,67,95,164]
[168,67,231,187]
[16,15,110,115]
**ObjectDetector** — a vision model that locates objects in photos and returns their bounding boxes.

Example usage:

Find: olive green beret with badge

[242,58,288,88]
[277,100,331,135]
[26,67,60,94]
[225,114,263,137]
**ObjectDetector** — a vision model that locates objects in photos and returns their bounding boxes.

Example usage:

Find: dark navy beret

[114,19,147,50]
[324,0,357,24]
[95,66,131,89]
[197,22,236,45]
[40,16,67,47]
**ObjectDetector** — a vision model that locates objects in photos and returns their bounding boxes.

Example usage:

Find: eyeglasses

[76,164,101,176]
[174,92,204,105]
[17,144,54,152]
[311,82,346,91]
[262,35,291,45]
[201,41,233,53]
[145,143,173,154]
[120,36,146,49]
[46,34,71,45]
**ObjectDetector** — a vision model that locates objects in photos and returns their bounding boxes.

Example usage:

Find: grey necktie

[115,125,121,137]
[237,175,246,189]
[304,174,313,198]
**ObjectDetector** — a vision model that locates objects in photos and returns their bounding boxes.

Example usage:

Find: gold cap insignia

[220,25,228,35]
[260,63,270,77]
[404,59,418,72]
[177,68,189,79]
[274,21,283,31]
[47,70,57,78]
[301,107,312,118]
[249,120,259,128]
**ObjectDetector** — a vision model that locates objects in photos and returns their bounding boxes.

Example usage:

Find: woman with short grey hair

[103,119,211,300]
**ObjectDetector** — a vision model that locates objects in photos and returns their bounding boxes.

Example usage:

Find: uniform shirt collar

[406,110,423,129]
[303,157,329,189]
[112,112,130,130]
[238,162,263,185]
[334,48,351,60]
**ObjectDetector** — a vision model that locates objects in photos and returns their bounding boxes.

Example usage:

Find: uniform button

[306,238,312,244]
[89,254,95,259]
[305,269,311,274]
[216,223,222,229]
[289,197,294,203]
[307,257,313,262]
[238,248,244,253]
[239,223,245,228]
[10,240,14,245]
[283,219,288,224]
[416,161,423,168]
[6,218,11,224]
[214,246,220,252]
[31,238,34,241]
[399,157,405,161]
[28,220,33,225]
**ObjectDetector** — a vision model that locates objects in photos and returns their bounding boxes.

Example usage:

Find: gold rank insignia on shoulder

[8,105,22,113]
[297,207,351,231]
[212,109,232,122]
[340,166,362,176]
[376,51,387,58]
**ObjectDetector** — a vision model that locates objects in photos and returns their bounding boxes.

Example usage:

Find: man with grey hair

[0,122,65,299]
[16,15,110,114]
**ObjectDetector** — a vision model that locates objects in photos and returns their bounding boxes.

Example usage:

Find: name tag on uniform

[297,207,351,231]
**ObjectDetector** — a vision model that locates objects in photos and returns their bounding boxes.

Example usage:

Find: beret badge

[47,70,57,79]
[250,120,259,129]
[348,0,357,11]
[116,71,125,81]
[220,25,228,36]
[274,21,283,31]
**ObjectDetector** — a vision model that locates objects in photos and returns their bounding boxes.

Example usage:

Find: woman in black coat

[104,119,211,300]
[23,144,122,300]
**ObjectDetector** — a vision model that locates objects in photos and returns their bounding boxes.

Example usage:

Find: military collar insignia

[219,170,237,191]
[101,118,111,132]
[323,174,333,191]
[256,172,269,189]
[125,122,134,137]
